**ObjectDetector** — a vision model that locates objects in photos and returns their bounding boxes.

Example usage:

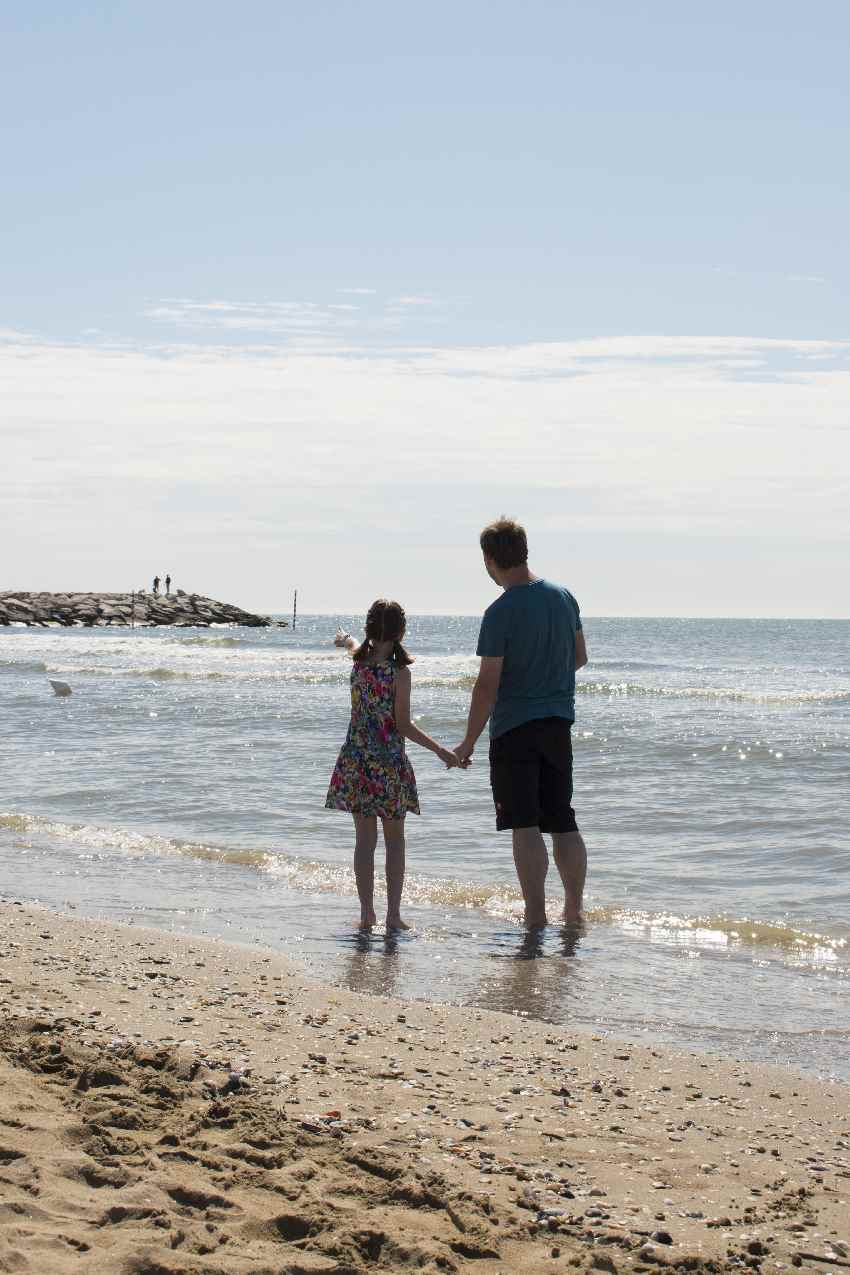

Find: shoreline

[1,901,847,1273]
[3,825,848,1086]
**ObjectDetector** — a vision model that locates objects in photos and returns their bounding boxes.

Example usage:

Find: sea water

[1,615,848,1080]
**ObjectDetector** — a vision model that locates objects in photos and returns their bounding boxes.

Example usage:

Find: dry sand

[0,900,847,1275]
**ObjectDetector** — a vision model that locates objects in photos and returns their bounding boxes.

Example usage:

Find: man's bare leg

[552,830,587,924]
[353,814,378,928]
[382,817,408,931]
[512,826,549,928]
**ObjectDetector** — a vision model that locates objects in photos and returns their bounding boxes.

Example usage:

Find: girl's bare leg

[353,814,378,927]
[381,817,408,930]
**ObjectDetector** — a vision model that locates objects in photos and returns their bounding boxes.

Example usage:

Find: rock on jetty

[0,591,280,628]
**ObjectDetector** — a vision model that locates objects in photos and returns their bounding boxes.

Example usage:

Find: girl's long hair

[352,599,414,666]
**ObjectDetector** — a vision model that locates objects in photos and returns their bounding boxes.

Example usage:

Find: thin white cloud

[144,299,352,335]
[404,334,850,381]
[711,265,830,287]
[338,287,377,295]
[144,295,429,340]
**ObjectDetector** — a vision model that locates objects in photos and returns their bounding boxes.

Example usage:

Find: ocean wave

[576,680,850,705]
[606,908,847,960]
[581,659,675,672]
[2,810,846,967]
[40,664,230,682]
[37,663,476,689]
[176,636,250,649]
[18,653,847,702]
[0,659,48,673]
[145,666,226,681]
[0,811,273,868]
[416,674,477,690]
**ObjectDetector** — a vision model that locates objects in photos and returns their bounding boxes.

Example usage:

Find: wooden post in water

[130,590,135,630]
[292,589,297,631]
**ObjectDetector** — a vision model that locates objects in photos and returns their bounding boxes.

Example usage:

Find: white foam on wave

[13,650,844,702]
[577,679,850,705]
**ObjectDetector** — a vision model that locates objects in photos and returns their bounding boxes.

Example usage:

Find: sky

[2,1,848,617]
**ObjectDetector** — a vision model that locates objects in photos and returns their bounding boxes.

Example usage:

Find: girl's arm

[394,666,458,768]
[334,626,357,652]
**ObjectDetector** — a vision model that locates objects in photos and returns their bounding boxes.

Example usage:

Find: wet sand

[1,900,848,1274]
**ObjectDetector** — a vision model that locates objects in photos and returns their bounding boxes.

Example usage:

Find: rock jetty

[0,591,279,628]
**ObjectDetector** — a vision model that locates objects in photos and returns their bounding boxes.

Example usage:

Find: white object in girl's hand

[334,627,352,647]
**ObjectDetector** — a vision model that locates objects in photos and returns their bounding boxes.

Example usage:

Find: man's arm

[575,629,588,670]
[454,656,503,764]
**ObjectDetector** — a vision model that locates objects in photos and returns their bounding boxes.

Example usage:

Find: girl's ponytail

[393,638,414,667]
[351,634,372,663]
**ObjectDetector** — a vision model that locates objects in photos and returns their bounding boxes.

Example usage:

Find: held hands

[437,742,473,770]
[437,745,469,770]
[453,740,475,768]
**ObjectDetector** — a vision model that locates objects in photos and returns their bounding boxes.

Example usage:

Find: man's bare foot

[359,907,377,929]
[524,911,548,930]
[563,904,585,925]
[386,915,410,932]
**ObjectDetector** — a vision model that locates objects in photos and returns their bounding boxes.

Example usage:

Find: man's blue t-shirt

[476,578,582,740]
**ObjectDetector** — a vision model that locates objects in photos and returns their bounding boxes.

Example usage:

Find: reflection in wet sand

[336,925,405,1000]
[468,924,587,1021]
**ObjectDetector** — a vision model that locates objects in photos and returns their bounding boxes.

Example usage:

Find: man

[454,518,588,928]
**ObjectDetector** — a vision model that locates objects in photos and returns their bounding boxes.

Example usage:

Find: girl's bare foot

[386,915,410,932]
[563,904,585,925]
[359,907,377,929]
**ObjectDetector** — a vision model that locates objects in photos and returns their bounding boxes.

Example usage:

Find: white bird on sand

[49,679,72,697]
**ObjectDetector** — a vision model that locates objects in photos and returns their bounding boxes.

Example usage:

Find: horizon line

[265,610,850,622]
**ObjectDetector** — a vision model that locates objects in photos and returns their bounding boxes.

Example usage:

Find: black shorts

[489,717,578,833]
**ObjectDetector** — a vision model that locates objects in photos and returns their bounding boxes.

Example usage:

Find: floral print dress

[325,660,420,819]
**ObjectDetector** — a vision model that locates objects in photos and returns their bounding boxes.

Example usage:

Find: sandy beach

[1,900,847,1275]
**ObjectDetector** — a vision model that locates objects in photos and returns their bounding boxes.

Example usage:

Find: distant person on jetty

[165,574,171,595]
[327,599,460,931]
[152,575,160,595]
[454,518,588,928]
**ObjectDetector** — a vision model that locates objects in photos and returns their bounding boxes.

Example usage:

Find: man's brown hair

[479,517,528,569]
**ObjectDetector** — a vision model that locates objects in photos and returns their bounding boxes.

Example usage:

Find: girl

[326,599,458,930]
